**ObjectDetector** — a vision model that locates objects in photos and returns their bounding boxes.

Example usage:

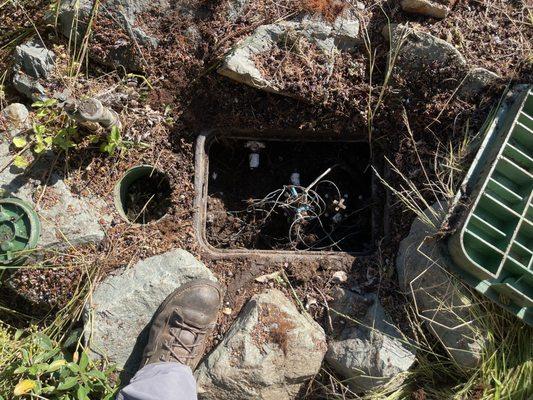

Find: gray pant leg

[116,363,197,400]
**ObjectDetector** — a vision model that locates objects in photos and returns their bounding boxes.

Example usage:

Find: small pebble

[222,307,232,315]
[305,297,318,310]
[332,270,348,283]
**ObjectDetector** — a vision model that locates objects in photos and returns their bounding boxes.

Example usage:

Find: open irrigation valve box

[193,132,387,261]
[441,85,533,326]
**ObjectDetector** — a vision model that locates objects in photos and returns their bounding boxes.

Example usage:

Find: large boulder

[218,8,360,96]
[85,250,216,376]
[195,289,327,400]
[325,289,416,392]
[396,202,485,368]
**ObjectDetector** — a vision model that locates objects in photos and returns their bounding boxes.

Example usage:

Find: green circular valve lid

[0,197,41,265]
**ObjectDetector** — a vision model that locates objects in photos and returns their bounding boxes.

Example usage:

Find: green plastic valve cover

[445,85,533,326]
[0,197,41,265]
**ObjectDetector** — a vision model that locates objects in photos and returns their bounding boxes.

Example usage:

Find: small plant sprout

[100,125,123,156]
[5,330,117,399]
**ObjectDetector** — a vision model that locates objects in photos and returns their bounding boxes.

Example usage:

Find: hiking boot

[141,279,223,369]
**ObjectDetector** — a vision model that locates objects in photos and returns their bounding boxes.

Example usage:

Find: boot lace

[161,316,206,364]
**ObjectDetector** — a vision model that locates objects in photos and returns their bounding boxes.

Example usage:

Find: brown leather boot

[141,279,223,369]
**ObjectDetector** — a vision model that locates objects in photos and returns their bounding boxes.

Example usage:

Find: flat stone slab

[0,141,106,253]
[85,249,216,375]
[195,289,327,400]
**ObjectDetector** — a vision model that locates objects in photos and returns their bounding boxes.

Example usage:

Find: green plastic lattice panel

[447,85,533,325]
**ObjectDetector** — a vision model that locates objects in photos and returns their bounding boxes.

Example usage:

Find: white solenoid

[245,141,266,169]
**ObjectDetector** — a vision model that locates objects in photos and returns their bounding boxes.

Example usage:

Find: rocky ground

[0,0,531,398]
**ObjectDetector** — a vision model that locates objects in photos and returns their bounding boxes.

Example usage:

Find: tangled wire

[242,167,362,250]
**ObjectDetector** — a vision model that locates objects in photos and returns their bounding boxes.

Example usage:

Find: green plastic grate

[446,85,533,325]
[0,197,41,265]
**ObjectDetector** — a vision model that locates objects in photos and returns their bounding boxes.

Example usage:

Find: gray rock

[55,0,92,41]
[384,24,466,69]
[57,0,161,69]
[219,23,285,93]
[401,0,453,19]
[12,39,56,101]
[12,73,48,102]
[57,0,166,39]
[325,289,416,392]
[85,250,216,375]
[218,9,360,95]
[1,103,30,137]
[396,202,485,368]
[225,0,251,22]
[195,289,327,400]
[329,10,361,50]
[14,39,56,79]
[458,67,500,100]
[0,141,106,251]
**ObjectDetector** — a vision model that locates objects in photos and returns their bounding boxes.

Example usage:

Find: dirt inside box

[206,138,374,253]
